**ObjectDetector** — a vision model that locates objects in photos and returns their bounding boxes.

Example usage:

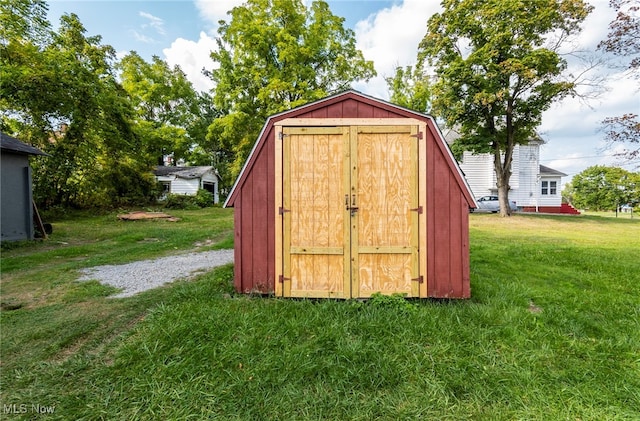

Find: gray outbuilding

[1,132,48,242]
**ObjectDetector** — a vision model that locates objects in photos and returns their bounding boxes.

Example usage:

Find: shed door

[282,125,420,298]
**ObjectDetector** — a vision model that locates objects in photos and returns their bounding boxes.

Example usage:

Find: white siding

[457,140,561,209]
[538,176,563,207]
[459,151,494,198]
[155,169,220,204]
[514,143,540,207]
[169,178,200,195]
[459,148,520,199]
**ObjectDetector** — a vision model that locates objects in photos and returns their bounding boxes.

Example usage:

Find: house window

[161,181,171,194]
[541,181,557,195]
[202,181,216,196]
[202,182,216,203]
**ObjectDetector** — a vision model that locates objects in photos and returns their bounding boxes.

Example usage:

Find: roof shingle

[1,132,47,156]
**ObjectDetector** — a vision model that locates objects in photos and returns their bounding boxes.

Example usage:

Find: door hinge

[411,206,423,214]
[279,275,290,283]
[412,275,424,284]
[278,132,286,140]
[410,131,423,140]
[279,207,290,215]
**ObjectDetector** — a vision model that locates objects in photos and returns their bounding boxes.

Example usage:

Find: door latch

[350,194,358,214]
[346,194,358,213]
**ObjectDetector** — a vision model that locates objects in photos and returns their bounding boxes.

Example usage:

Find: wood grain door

[282,125,420,298]
[282,127,350,298]
[352,126,420,298]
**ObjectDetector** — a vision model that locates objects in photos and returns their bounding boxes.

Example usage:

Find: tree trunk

[497,176,512,217]
[493,150,513,217]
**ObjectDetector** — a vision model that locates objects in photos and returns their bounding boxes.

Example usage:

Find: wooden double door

[277,122,423,298]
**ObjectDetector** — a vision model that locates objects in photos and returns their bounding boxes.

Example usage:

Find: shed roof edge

[224,90,476,207]
[427,120,478,208]
[1,132,48,156]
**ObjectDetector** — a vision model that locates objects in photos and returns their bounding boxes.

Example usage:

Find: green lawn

[1,210,639,420]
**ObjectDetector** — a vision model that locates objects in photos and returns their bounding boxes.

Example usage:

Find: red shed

[224,91,477,299]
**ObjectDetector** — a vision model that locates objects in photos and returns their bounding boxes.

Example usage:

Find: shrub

[194,189,214,208]
[163,194,199,210]
[164,189,214,210]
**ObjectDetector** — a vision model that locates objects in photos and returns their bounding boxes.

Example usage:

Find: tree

[1,5,155,208]
[117,52,203,166]
[0,0,50,45]
[385,65,432,113]
[418,0,593,216]
[602,113,640,163]
[570,165,640,211]
[598,0,639,74]
[598,0,640,164]
[1,0,57,134]
[37,14,148,207]
[182,91,223,166]
[208,0,375,186]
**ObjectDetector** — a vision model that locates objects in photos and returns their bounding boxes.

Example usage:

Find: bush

[164,189,214,210]
[194,189,214,208]
[163,194,199,210]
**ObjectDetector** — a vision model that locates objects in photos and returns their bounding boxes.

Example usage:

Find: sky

[46,0,639,181]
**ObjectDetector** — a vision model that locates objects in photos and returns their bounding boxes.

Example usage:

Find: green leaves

[0,0,50,45]
[569,165,640,211]
[0,7,155,209]
[418,0,593,215]
[385,65,432,113]
[209,0,375,184]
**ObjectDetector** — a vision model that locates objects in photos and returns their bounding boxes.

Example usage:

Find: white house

[444,130,579,214]
[153,166,220,204]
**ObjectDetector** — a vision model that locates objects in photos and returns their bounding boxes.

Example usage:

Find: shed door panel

[284,127,350,298]
[353,126,419,298]
[282,124,419,298]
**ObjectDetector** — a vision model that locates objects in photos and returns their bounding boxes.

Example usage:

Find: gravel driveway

[77,249,234,298]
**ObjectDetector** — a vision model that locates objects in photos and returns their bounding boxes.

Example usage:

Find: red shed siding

[234,129,276,293]
[425,121,471,298]
[227,91,474,298]
[294,97,404,119]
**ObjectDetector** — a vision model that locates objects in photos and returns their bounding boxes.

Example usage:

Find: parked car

[619,204,633,213]
[473,195,517,213]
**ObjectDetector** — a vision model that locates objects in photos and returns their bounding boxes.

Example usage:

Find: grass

[579,209,637,220]
[0,207,233,308]
[1,210,639,420]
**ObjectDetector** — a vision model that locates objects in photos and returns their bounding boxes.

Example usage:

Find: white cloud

[572,0,616,51]
[131,30,155,44]
[539,68,637,167]
[194,0,245,30]
[163,32,218,92]
[537,1,634,177]
[115,50,129,61]
[351,0,633,179]
[353,1,441,98]
[546,153,593,175]
[139,11,166,35]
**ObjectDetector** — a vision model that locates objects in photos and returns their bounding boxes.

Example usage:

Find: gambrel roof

[225,90,475,208]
